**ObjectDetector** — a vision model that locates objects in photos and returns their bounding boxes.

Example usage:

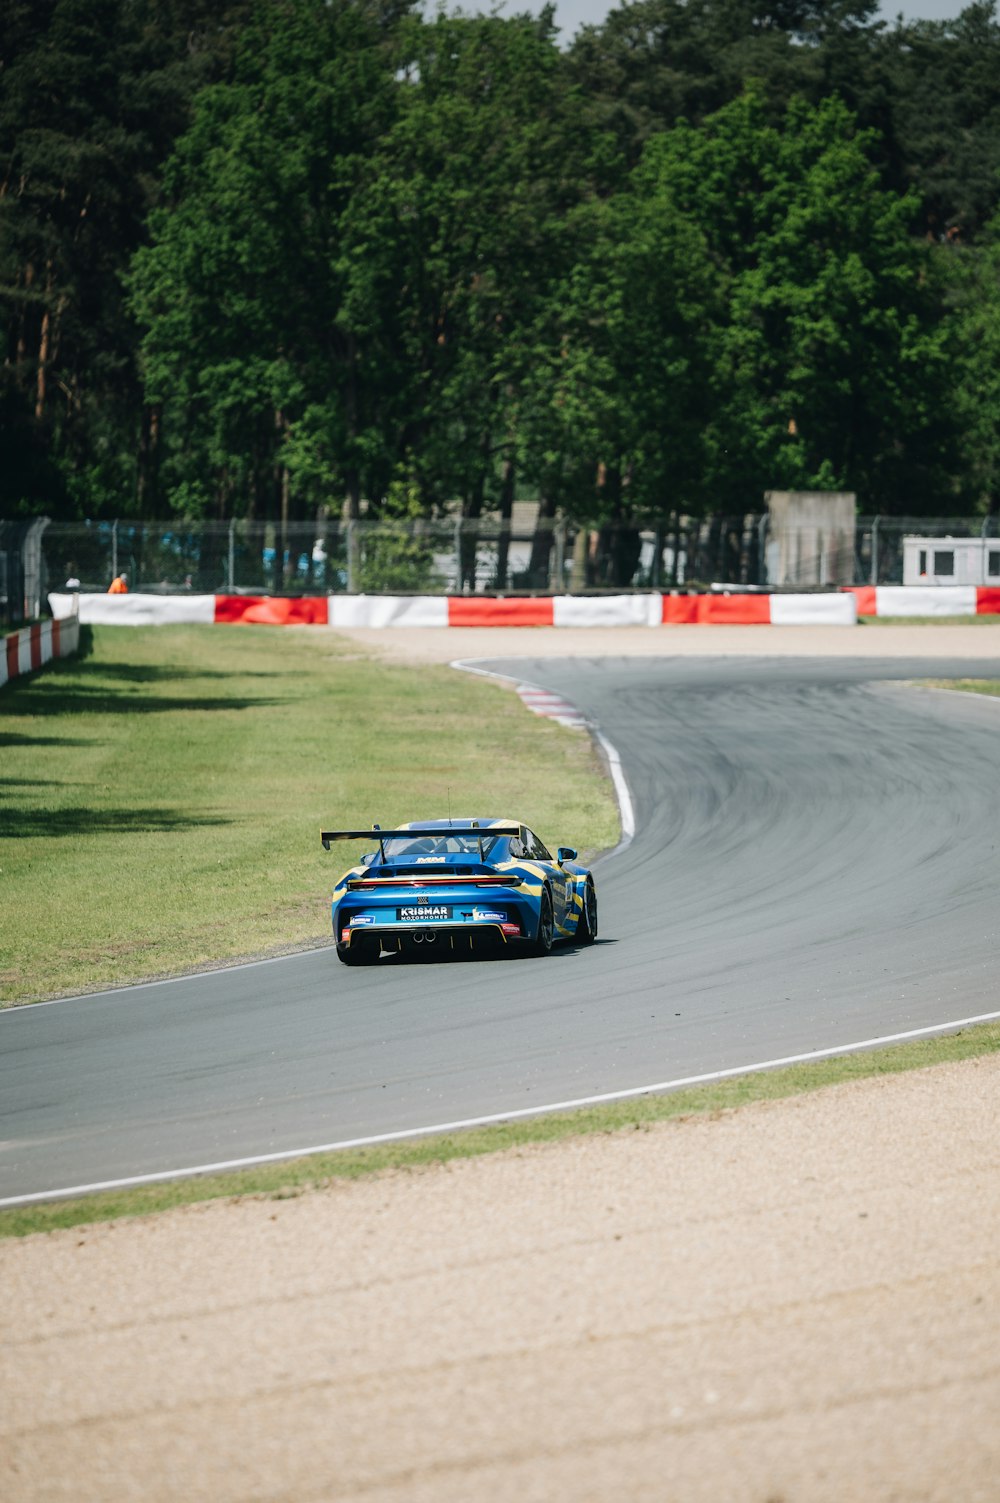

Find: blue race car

[321,816,598,965]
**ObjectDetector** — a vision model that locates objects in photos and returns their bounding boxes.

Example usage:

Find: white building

[903,535,1000,586]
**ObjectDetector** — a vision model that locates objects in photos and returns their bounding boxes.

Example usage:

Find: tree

[0,0,253,518]
[638,90,960,512]
[567,0,890,165]
[516,178,721,571]
[128,0,404,529]
[936,219,1000,513]
[335,9,595,561]
[882,2,1000,240]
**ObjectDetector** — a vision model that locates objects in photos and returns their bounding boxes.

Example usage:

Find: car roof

[397,817,520,832]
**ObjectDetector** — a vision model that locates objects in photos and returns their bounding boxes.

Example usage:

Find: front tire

[531,889,554,956]
[577,879,598,944]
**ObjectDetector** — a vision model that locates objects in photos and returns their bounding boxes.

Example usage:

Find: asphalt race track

[3,654,1000,1204]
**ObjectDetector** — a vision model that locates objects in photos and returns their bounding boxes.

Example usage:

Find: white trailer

[902,534,1000,585]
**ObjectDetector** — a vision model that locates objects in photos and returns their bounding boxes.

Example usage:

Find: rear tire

[531,889,554,956]
[337,937,377,966]
[578,879,598,944]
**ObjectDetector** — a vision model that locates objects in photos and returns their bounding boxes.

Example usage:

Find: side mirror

[557,847,577,865]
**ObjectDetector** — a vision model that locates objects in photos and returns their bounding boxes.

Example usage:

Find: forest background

[3,0,1000,554]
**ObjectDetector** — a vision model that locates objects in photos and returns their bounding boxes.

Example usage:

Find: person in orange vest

[107,571,129,594]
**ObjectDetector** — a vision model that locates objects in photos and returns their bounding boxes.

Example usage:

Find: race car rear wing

[321,824,523,863]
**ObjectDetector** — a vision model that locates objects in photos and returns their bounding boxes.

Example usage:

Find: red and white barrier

[214,595,329,625]
[2,612,81,689]
[553,594,662,627]
[844,586,1000,617]
[662,592,857,626]
[50,592,216,625]
[49,589,861,628]
[329,595,449,628]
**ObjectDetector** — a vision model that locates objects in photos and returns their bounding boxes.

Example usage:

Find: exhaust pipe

[412,930,438,945]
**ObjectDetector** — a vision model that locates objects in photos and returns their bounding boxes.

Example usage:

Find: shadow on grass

[68,659,285,685]
[0,807,233,838]
[2,684,287,716]
[0,731,94,749]
[2,653,288,718]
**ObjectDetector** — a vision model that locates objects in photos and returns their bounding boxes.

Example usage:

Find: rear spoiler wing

[321,824,523,862]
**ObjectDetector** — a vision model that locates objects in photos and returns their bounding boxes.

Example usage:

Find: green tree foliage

[519,175,721,530]
[936,221,1000,512]
[568,0,1000,240]
[128,0,403,523]
[884,2,1000,239]
[3,0,998,529]
[567,0,889,164]
[540,88,959,522]
[356,474,442,591]
[335,11,597,523]
[649,90,959,511]
[0,0,252,518]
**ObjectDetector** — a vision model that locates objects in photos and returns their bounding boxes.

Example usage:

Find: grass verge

[2,1018,997,1239]
[860,614,1000,625]
[919,678,1000,696]
[0,625,619,1003]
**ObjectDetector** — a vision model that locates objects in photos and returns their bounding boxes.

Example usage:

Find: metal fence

[1,518,50,628]
[855,515,998,586]
[42,513,769,596]
[35,511,1000,603]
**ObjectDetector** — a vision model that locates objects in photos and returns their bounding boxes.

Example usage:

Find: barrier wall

[214,595,329,625]
[1,613,81,689]
[844,586,1000,617]
[330,596,449,628]
[50,592,215,625]
[50,590,861,628]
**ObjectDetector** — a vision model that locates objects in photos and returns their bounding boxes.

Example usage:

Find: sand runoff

[331,619,1000,664]
[2,1057,998,1502]
[3,623,999,1501]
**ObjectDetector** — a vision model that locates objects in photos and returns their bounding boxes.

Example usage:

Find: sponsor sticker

[473,909,505,922]
[340,928,351,943]
[399,905,449,922]
[414,856,446,864]
[350,914,375,926]
[501,922,521,936]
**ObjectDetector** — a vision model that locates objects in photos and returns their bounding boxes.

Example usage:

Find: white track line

[3,1009,998,1209]
[451,657,636,854]
[0,945,330,1012]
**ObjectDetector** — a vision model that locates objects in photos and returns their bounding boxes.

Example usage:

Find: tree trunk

[495,450,515,589]
[135,405,160,518]
[460,436,490,591]
[35,308,50,421]
[527,492,556,587]
[34,261,56,421]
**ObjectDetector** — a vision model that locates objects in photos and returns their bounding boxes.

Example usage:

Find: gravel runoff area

[332,619,1000,664]
[3,622,999,1502]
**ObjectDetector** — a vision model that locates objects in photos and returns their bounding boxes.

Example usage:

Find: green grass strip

[919,678,1000,697]
[860,614,1000,625]
[0,624,619,1003]
[2,1019,997,1239]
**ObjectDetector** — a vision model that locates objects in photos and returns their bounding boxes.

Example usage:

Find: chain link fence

[42,513,769,597]
[30,511,1000,610]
